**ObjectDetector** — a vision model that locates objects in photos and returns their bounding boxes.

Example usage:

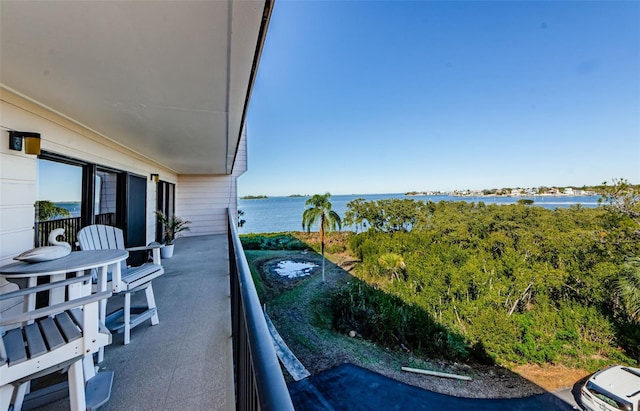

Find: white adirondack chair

[0,275,113,411]
[77,225,164,346]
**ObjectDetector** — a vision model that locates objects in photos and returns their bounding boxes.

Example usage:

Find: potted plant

[156,210,191,258]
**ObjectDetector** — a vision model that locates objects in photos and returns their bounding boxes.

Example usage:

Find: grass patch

[243,250,267,299]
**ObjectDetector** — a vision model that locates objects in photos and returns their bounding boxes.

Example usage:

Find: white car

[581,365,640,411]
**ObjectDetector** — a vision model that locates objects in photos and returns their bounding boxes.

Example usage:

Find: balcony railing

[35,213,115,249]
[228,211,295,411]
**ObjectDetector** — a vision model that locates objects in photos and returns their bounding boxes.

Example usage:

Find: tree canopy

[333,195,640,368]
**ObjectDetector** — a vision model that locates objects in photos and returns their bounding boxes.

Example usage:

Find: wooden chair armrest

[0,291,112,327]
[0,274,93,301]
[125,245,163,265]
[125,245,163,252]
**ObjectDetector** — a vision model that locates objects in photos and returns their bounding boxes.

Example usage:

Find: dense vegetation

[333,183,640,370]
[241,233,308,251]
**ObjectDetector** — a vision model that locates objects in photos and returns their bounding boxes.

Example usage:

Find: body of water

[238,193,602,234]
[55,194,603,234]
[55,202,82,218]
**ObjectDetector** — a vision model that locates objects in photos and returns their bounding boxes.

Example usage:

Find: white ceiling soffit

[0,0,271,175]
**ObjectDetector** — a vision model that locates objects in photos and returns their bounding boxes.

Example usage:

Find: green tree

[302,193,341,282]
[344,198,433,233]
[35,200,71,221]
[599,178,640,229]
[618,258,640,322]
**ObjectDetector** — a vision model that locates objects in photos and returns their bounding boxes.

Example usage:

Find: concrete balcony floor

[33,234,235,411]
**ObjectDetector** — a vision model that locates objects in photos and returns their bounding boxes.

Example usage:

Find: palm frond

[618,258,640,322]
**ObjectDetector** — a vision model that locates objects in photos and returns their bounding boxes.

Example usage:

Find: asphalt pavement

[289,363,583,411]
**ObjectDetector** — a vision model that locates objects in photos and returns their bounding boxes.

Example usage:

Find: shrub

[330,280,495,362]
[240,234,308,251]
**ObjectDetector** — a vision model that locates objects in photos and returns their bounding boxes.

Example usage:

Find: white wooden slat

[113,226,124,250]
[94,225,103,250]
[55,312,82,342]
[77,226,95,250]
[76,228,88,250]
[40,317,65,350]
[4,328,27,365]
[97,225,108,249]
[24,322,47,359]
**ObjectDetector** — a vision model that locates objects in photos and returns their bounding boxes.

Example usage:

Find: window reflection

[95,169,117,225]
[36,158,82,246]
[36,159,82,221]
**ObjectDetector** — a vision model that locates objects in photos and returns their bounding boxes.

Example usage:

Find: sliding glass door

[35,153,149,253]
[155,180,175,244]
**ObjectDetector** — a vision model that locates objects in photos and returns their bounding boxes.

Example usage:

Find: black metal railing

[228,211,295,411]
[35,213,115,249]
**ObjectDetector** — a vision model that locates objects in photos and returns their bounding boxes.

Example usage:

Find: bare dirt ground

[246,247,591,399]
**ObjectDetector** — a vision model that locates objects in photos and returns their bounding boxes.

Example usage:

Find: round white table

[0,249,128,279]
[1,250,128,309]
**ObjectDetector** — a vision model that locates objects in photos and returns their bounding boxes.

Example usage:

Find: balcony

[26,218,293,410]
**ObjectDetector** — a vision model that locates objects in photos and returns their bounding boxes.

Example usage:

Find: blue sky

[240,0,639,197]
[38,159,82,202]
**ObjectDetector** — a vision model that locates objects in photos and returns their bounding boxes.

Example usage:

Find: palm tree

[378,252,406,281]
[618,258,640,323]
[302,193,341,282]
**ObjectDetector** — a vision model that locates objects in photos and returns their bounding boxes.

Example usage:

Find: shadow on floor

[289,363,577,411]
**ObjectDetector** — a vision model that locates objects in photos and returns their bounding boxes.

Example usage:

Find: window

[37,158,82,220]
[35,153,152,253]
[35,158,83,247]
[586,382,633,411]
[156,180,175,243]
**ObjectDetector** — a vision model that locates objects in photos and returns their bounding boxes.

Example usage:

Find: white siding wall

[176,174,236,236]
[0,89,177,316]
[176,129,247,236]
[0,137,36,313]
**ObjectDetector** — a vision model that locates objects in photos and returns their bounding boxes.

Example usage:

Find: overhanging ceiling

[0,0,271,175]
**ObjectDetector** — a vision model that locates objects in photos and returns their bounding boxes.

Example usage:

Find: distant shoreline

[408,192,599,198]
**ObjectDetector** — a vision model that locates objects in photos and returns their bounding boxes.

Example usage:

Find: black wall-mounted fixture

[9,131,41,155]
[150,173,159,182]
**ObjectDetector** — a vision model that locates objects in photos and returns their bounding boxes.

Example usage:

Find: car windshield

[587,381,633,411]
